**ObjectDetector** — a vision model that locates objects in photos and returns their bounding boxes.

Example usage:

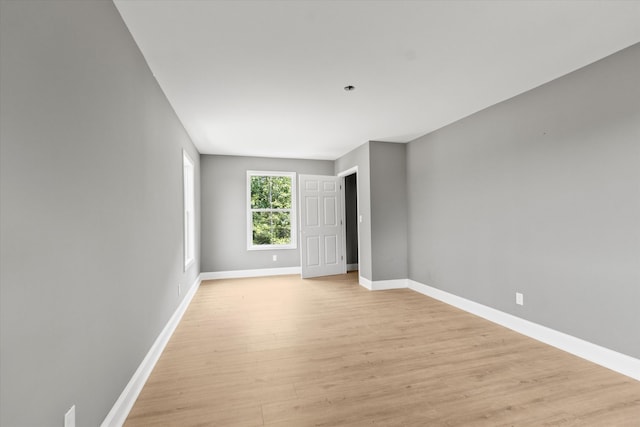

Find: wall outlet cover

[516,292,524,306]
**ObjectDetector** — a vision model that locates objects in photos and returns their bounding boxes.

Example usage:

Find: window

[247,171,297,250]
[183,151,195,269]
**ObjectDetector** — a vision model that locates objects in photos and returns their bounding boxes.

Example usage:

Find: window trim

[183,150,196,270]
[247,170,297,251]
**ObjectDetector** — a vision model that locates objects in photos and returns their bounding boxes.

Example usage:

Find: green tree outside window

[248,172,296,248]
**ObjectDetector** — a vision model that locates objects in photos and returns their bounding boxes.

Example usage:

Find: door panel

[306,236,320,266]
[305,197,319,226]
[324,197,337,226]
[299,175,345,278]
[323,181,336,191]
[325,235,338,265]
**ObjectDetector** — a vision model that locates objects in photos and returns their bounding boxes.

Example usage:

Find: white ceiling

[114,0,640,160]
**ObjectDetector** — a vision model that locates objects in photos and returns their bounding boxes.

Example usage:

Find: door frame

[337,166,360,274]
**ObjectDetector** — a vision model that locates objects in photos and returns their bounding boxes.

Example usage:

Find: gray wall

[0,1,200,425]
[201,155,333,272]
[335,141,408,282]
[335,143,373,280]
[370,142,408,281]
[407,43,640,359]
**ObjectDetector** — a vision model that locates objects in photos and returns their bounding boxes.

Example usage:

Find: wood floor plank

[125,273,640,426]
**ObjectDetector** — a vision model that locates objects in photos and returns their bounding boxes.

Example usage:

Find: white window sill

[247,245,297,251]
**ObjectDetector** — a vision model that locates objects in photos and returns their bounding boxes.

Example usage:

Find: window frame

[183,150,196,270]
[246,170,297,251]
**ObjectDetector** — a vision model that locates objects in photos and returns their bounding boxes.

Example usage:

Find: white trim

[201,266,301,280]
[407,280,640,382]
[182,151,196,270]
[358,277,409,291]
[347,263,359,272]
[371,278,409,291]
[339,177,348,275]
[358,276,372,290]
[337,166,359,281]
[337,166,359,177]
[101,275,202,427]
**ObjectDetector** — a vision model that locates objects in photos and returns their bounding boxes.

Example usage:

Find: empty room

[1,1,639,426]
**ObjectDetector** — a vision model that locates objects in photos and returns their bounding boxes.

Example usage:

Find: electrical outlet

[272,254,277,262]
[516,292,524,306]
[64,405,75,427]
[178,283,182,295]
[359,215,363,223]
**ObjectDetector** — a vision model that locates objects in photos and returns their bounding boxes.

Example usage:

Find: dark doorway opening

[344,173,358,272]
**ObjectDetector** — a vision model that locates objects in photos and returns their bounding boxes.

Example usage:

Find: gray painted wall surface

[0,1,200,425]
[407,43,640,358]
[335,143,373,280]
[201,155,333,272]
[344,173,359,265]
[369,142,409,281]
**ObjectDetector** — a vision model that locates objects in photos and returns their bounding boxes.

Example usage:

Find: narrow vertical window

[247,171,297,250]
[183,151,195,269]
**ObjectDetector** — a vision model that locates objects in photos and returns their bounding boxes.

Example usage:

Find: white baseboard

[358,277,409,291]
[408,280,640,382]
[358,276,373,290]
[100,275,202,427]
[347,263,359,272]
[371,278,409,291]
[201,266,301,280]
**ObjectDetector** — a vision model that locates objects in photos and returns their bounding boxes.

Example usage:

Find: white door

[299,175,345,278]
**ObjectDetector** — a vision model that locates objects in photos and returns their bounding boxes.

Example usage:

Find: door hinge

[341,255,344,260]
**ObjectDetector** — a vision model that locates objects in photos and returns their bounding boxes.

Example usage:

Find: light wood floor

[125,273,640,426]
